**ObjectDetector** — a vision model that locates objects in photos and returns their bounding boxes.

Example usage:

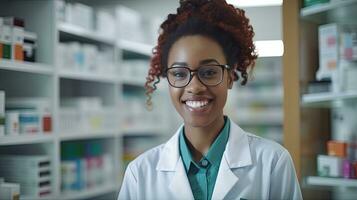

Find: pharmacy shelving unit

[0,0,174,199]
[283,0,357,199]
[226,57,284,144]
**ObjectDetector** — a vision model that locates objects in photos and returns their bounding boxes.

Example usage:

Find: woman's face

[167,35,233,128]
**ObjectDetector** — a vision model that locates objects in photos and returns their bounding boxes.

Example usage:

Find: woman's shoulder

[242,130,292,166]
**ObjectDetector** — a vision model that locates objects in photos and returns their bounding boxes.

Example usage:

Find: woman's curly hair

[145,0,258,109]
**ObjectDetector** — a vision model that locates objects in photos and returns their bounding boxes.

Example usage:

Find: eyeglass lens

[167,65,223,87]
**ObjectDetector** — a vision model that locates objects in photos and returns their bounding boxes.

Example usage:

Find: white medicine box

[317,23,357,81]
[317,155,343,177]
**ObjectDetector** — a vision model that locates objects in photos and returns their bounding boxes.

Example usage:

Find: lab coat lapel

[211,156,239,200]
[211,119,253,200]
[156,125,194,200]
[168,158,195,200]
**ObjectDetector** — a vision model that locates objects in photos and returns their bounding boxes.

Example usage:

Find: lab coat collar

[156,125,183,171]
[224,118,253,168]
[156,119,253,199]
[156,119,253,171]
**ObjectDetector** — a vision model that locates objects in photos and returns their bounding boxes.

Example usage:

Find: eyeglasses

[166,64,231,88]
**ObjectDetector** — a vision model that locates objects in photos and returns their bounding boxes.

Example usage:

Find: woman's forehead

[167,35,226,66]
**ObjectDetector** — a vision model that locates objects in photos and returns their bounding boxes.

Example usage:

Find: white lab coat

[118,119,302,200]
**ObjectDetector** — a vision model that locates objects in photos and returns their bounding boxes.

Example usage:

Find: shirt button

[200,159,209,167]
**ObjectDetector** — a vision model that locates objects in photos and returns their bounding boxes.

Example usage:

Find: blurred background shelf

[59,130,118,141]
[0,59,53,75]
[60,184,117,200]
[300,0,357,23]
[306,176,357,188]
[302,91,357,108]
[0,134,54,146]
[58,22,115,45]
[59,70,119,83]
[117,40,153,56]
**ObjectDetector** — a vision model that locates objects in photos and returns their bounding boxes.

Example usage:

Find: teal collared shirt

[179,117,230,200]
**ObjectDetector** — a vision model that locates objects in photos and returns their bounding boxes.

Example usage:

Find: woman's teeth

[185,100,209,108]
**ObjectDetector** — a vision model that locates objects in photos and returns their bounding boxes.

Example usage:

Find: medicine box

[0,181,20,200]
[0,18,12,59]
[317,23,357,81]
[317,155,343,177]
[327,140,347,157]
[4,17,25,61]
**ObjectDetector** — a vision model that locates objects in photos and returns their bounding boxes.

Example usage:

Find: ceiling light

[254,40,284,57]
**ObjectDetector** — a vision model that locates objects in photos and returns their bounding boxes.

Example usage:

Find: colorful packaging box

[303,0,329,7]
[5,111,20,135]
[328,140,348,157]
[23,31,37,62]
[317,155,343,177]
[0,18,12,59]
[4,17,25,61]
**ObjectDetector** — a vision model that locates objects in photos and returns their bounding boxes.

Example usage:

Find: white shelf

[117,40,153,56]
[120,77,145,87]
[122,126,163,135]
[300,0,357,23]
[0,59,53,75]
[59,130,118,141]
[59,70,118,83]
[21,195,56,200]
[237,91,283,104]
[301,91,357,107]
[306,176,357,187]
[60,183,117,200]
[0,134,54,146]
[58,23,115,44]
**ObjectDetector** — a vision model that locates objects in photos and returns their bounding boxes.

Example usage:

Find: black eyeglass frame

[165,64,231,88]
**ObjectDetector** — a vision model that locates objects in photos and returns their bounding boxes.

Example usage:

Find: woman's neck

[184,115,225,162]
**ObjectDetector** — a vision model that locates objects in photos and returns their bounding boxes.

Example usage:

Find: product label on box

[318,24,339,80]
[0,25,12,59]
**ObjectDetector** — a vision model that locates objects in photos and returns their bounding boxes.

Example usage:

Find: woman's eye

[172,71,187,78]
[201,70,217,77]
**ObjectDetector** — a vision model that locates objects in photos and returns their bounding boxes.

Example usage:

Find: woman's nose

[184,74,207,94]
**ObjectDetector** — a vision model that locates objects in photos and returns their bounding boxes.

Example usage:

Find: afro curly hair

[145,0,258,109]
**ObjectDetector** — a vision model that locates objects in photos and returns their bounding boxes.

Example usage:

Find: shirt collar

[179,116,230,171]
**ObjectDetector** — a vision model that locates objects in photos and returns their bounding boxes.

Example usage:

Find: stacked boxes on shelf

[60,97,118,133]
[0,155,52,198]
[0,178,20,200]
[227,58,283,143]
[58,42,116,75]
[56,0,116,39]
[4,97,52,136]
[316,23,357,92]
[115,6,145,43]
[0,17,37,62]
[61,140,113,193]
[122,85,166,133]
[120,60,149,83]
[317,140,357,179]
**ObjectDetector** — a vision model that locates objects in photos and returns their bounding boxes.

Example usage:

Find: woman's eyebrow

[169,62,187,67]
[199,59,220,65]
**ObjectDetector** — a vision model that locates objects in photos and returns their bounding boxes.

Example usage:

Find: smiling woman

[118,0,302,200]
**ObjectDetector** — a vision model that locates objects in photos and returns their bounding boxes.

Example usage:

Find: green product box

[303,0,330,7]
